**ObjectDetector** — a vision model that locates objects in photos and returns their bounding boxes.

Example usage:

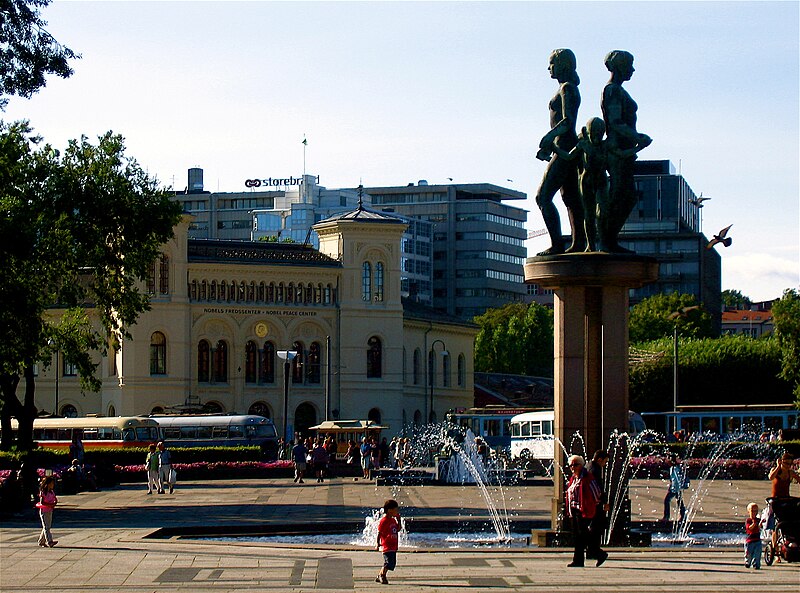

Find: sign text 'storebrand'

[245,175,320,188]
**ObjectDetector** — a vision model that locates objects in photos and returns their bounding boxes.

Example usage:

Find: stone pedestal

[524,253,658,536]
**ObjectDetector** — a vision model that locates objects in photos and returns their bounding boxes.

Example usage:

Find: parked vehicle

[151,414,279,459]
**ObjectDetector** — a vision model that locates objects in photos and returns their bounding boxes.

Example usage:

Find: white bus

[509,410,646,460]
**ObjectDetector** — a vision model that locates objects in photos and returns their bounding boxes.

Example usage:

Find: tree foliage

[0,0,79,109]
[474,302,553,376]
[629,334,791,412]
[629,293,714,343]
[0,121,183,449]
[721,289,751,309]
[772,288,800,405]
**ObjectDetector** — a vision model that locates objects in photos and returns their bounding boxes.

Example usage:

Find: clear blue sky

[4,1,798,301]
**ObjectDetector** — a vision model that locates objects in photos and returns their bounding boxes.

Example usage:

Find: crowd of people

[280,434,415,483]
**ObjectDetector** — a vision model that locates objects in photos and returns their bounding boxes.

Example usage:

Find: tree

[0,122,182,449]
[1,0,79,109]
[628,293,714,343]
[721,289,751,310]
[474,302,553,376]
[772,288,800,406]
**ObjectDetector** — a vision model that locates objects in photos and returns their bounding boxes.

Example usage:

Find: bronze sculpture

[534,49,586,255]
[599,50,652,253]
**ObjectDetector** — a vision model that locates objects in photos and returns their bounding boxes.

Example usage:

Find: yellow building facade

[36,207,476,438]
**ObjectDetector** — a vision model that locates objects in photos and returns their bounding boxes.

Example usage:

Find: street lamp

[429,339,448,423]
[47,339,59,416]
[668,306,700,434]
[277,350,297,441]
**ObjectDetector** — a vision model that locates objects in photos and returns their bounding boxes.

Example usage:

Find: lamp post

[277,350,297,441]
[429,339,448,423]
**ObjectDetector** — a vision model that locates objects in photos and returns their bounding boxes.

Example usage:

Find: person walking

[312,439,330,483]
[587,450,610,558]
[292,439,308,484]
[36,476,58,547]
[661,454,688,522]
[157,442,174,494]
[145,443,160,494]
[565,454,606,567]
[375,499,402,584]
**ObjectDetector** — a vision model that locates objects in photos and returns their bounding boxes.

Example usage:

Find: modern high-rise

[363,181,528,320]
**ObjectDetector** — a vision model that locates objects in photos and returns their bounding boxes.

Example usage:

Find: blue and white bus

[151,414,280,458]
[640,405,799,438]
[445,407,543,452]
[510,410,647,460]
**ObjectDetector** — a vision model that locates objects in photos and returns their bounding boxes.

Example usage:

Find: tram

[6,416,161,449]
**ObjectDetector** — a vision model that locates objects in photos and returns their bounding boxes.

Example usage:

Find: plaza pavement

[1,477,798,592]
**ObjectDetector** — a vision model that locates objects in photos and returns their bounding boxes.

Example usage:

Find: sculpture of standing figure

[534,49,585,255]
[600,50,652,253]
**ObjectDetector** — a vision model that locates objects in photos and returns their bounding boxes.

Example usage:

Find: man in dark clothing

[587,449,609,559]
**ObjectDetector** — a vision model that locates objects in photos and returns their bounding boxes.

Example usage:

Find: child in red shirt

[375,499,401,584]
[744,502,761,569]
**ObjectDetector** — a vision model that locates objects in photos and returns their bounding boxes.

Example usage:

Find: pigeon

[706,224,732,249]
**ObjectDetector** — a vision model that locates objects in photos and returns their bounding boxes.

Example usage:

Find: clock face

[254,322,268,338]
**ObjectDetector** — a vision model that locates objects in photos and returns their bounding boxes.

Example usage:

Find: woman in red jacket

[565,454,606,567]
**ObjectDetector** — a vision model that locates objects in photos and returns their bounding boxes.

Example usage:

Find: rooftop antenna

[302,134,308,201]
[357,181,364,210]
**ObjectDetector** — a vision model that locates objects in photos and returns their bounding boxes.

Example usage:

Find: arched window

[413,348,420,385]
[286,283,294,303]
[200,280,207,300]
[247,281,255,302]
[258,282,265,302]
[296,283,304,303]
[413,409,422,427]
[249,401,270,418]
[315,283,323,304]
[198,340,210,382]
[238,281,245,302]
[151,406,164,415]
[362,262,371,301]
[214,340,228,382]
[304,283,313,304]
[220,281,227,301]
[442,353,450,387]
[262,341,275,383]
[457,354,466,387]
[268,283,275,303]
[292,341,304,383]
[375,262,384,302]
[245,341,258,383]
[277,283,285,303]
[324,284,331,304]
[210,280,217,301]
[190,280,197,300]
[159,255,169,294]
[149,331,167,375]
[368,407,382,425]
[203,401,224,414]
[367,336,382,378]
[228,281,236,301]
[108,404,116,417]
[307,342,321,384]
[61,404,78,418]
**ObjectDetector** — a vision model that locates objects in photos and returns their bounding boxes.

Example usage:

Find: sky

[4,1,799,302]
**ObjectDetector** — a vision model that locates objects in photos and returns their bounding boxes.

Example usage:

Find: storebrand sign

[244,175,320,188]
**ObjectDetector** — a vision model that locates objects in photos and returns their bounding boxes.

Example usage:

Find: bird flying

[706,224,732,249]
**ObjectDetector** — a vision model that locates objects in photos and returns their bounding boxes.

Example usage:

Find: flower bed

[114,460,294,482]
[629,455,776,481]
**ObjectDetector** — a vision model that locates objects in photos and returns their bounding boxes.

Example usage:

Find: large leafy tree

[474,302,553,376]
[0,0,79,109]
[628,293,714,343]
[772,288,800,406]
[0,122,182,449]
[721,289,751,309]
